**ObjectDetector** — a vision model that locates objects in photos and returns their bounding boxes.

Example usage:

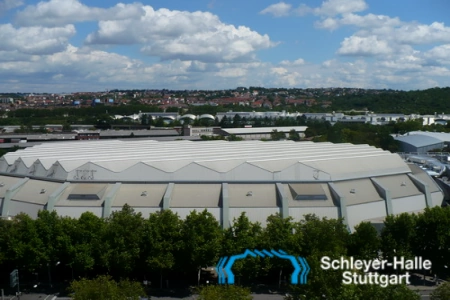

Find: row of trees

[1,205,450,298]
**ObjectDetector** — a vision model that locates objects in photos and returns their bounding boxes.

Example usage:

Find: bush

[69,275,147,300]
[197,285,252,300]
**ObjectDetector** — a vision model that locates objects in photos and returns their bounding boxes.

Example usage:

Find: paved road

[150,294,285,300]
[1,286,435,300]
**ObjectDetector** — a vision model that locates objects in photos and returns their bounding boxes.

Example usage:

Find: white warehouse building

[0,140,443,231]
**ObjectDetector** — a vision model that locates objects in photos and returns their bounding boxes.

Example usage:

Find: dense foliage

[196,285,252,300]
[1,205,448,298]
[69,275,146,300]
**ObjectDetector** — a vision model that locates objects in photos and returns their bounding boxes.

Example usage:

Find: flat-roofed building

[218,126,307,140]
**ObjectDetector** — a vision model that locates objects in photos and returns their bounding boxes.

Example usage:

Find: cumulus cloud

[0,44,449,92]
[0,24,75,55]
[259,2,292,17]
[424,44,450,65]
[313,0,368,16]
[14,1,274,63]
[333,18,450,57]
[262,0,368,18]
[337,35,392,56]
[86,6,274,63]
[15,0,145,27]
[280,58,305,66]
[393,22,450,45]
[0,0,23,14]
[2,0,449,92]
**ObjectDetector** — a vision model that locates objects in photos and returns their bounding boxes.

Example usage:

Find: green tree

[227,134,243,141]
[143,210,183,288]
[69,275,146,300]
[222,213,265,284]
[220,116,230,128]
[381,213,417,261]
[288,129,300,141]
[6,213,46,272]
[181,210,223,285]
[70,212,105,277]
[297,215,350,298]
[197,285,252,300]
[270,130,286,141]
[155,117,165,127]
[286,283,420,300]
[35,211,73,269]
[348,222,381,260]
[100,204,145,276]
[263,214,302,287]
[431,281,450,300]
[414,206,450,276]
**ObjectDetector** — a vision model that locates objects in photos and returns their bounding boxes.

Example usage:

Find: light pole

[67,263,74,281]
[47,263,52,288]
[47,261,60,288]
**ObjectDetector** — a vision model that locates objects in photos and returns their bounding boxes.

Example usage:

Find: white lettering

[372,260,381,270]
[423,260,432,270]
[363,260,372,272]
[331,259,340,270]
[393,256,404,270]
[321,256,331,270]
[342,271,353,284]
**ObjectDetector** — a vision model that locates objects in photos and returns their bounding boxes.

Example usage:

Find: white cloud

[86,6,274,63]
[15,1,275,63]
[216,68,247,78]
[315,13,450,59]
[1,0,449,92]
[393,22,450,45]
[313,0,368,17]
[424,44,450,63]
[337,35,392,56]
[0,24,75,55]
[271,67,288,75]
[15,0,145,27]
[0,45,449,92]
[263,0,368,18]
[260,2,292,17]
[0,0,22,14]
[280,58,305,66]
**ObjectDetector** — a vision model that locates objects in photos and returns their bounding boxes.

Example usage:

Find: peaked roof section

[0,140,410,182]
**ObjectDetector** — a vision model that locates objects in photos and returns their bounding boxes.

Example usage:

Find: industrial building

[0,140,443,231]
[218,127,307,140]
[395,131,450,153]
[395,134,445,153]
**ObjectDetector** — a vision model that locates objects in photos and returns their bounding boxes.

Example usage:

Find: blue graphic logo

[216,249,310,285]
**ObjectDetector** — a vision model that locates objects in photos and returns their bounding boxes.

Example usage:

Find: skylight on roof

[67,194,100,200]
[294,195,327,201]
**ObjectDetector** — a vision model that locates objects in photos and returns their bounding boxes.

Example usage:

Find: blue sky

[0,0,449,92]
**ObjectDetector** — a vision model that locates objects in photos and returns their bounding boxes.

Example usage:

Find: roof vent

[40,189,46,194]
[401,181,407,186]
[0,182,4,187]
[246,191,253,197]
[141,191,147,197]
[350,189,356,194]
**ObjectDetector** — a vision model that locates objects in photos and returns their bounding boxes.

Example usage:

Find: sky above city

[1,0,449,92]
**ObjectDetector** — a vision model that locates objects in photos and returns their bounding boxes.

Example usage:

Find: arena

[0,139,443,231]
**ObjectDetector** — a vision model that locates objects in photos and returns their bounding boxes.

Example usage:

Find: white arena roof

[0,140,443,232]
[0,140,409,182]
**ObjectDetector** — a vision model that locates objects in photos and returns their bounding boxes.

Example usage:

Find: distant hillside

[327,87,450,114]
